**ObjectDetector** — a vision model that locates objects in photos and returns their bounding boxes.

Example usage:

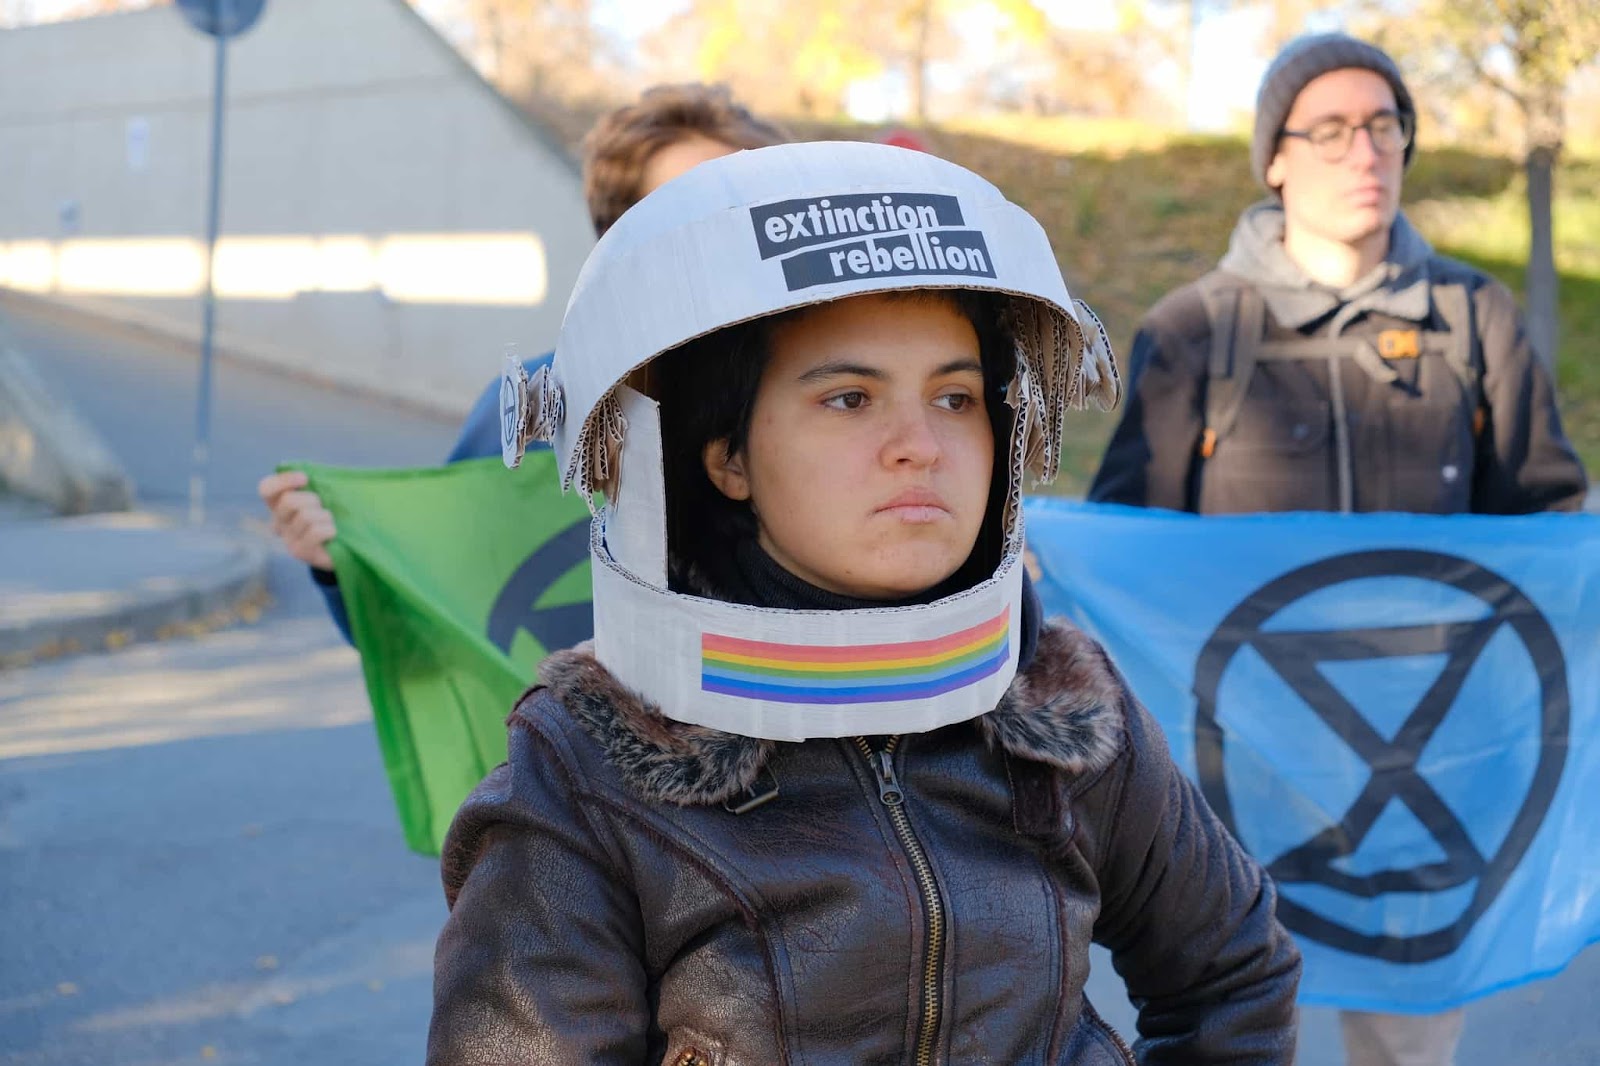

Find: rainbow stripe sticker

[701,609,1011,704]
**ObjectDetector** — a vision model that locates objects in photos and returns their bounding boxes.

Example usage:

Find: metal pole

[189,1,230,526]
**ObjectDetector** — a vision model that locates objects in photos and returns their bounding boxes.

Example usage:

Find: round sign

[1193,549,1569,963]
[176,0,268,39]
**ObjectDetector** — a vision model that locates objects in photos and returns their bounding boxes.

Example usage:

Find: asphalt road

[0,298,458,1065]
[1,298,1596,1065]
[0,619,440,1066]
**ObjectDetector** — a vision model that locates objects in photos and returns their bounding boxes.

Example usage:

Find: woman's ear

[702,439,752,501]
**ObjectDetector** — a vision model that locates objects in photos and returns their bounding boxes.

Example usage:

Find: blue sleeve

[446,353,556,463]
[312,566,355,643]
[318,353,558,645]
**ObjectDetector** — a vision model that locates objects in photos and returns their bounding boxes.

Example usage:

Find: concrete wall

[0,0,594,414]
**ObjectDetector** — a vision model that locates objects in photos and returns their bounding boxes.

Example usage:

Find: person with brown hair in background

[1088,31,1587,1066]
[257,84,789,640]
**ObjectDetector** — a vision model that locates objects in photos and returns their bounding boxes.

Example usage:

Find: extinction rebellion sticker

[749,192,996,291]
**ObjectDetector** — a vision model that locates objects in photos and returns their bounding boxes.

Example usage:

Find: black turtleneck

[704,538,1042,675]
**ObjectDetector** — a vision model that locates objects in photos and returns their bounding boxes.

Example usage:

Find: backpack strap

[1193,270,1487,459]
[1197,276,1264,459]
[1429,279,1485,436]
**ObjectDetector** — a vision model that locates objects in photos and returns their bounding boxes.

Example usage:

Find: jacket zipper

[853,736,945,1066]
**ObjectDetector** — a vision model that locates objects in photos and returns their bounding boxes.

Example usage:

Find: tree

[1140,0,1217,129]
[438,0,620,104]
[1134,0,1344,129]
[1261,0,1344,51]
[1013,14,1164,121]
[893,0,1047,123]
[938,1,1162,122]
[1367,1,1600,367]
[643,0,1047,123]
[642,0,882,118]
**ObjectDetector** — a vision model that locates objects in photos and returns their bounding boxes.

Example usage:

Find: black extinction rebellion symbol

[1194,550,1568,964]
[486,518,593,656]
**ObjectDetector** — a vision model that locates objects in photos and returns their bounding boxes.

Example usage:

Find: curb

[0,516,272,668]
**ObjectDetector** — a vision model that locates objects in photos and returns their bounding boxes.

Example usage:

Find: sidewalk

[0,508,270,668]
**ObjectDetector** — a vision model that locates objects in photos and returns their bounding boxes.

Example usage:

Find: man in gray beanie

[1090,30,1587,1066]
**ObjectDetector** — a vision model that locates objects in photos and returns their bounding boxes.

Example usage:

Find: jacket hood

[532,618,1126,807]
[1218,200,1434,331]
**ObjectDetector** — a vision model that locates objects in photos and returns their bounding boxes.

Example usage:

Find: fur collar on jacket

[531,620,1127,807]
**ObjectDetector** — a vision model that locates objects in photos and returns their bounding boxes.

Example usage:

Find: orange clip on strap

[1199,427,1217,458]
[1377,329,1422,359]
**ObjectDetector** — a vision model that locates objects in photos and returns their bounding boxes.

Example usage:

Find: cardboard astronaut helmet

[502,141,1120,742]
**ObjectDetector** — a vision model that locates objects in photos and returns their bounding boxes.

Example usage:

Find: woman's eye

[824,391,868,410]
[935,393,976,412]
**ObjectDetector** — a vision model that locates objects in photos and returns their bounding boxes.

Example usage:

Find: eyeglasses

[1280,111,1413,163]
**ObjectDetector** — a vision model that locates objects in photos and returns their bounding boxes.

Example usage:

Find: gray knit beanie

[1252,32,1416,190]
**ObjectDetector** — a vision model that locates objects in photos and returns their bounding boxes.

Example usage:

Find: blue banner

[1023,498,1600,1012]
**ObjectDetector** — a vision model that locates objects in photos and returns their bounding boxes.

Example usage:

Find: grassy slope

[791,117,1599,493]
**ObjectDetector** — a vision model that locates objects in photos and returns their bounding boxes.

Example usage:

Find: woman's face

[703,292,995,600]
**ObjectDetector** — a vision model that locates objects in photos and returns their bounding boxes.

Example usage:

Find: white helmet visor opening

[642,287,1021,599]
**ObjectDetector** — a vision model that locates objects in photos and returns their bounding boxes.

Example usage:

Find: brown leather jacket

[428,621,1301,1065]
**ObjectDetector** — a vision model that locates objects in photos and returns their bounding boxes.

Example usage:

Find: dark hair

[582,83,791,237]
[651,290,1017,598]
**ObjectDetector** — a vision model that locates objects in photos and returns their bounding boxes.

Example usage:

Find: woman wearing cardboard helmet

[429,142,1301,1065]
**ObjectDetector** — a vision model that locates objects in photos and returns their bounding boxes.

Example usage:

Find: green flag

[284,454,593,855]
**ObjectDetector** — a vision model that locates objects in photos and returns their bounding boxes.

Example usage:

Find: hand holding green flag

[283,453,593,855]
